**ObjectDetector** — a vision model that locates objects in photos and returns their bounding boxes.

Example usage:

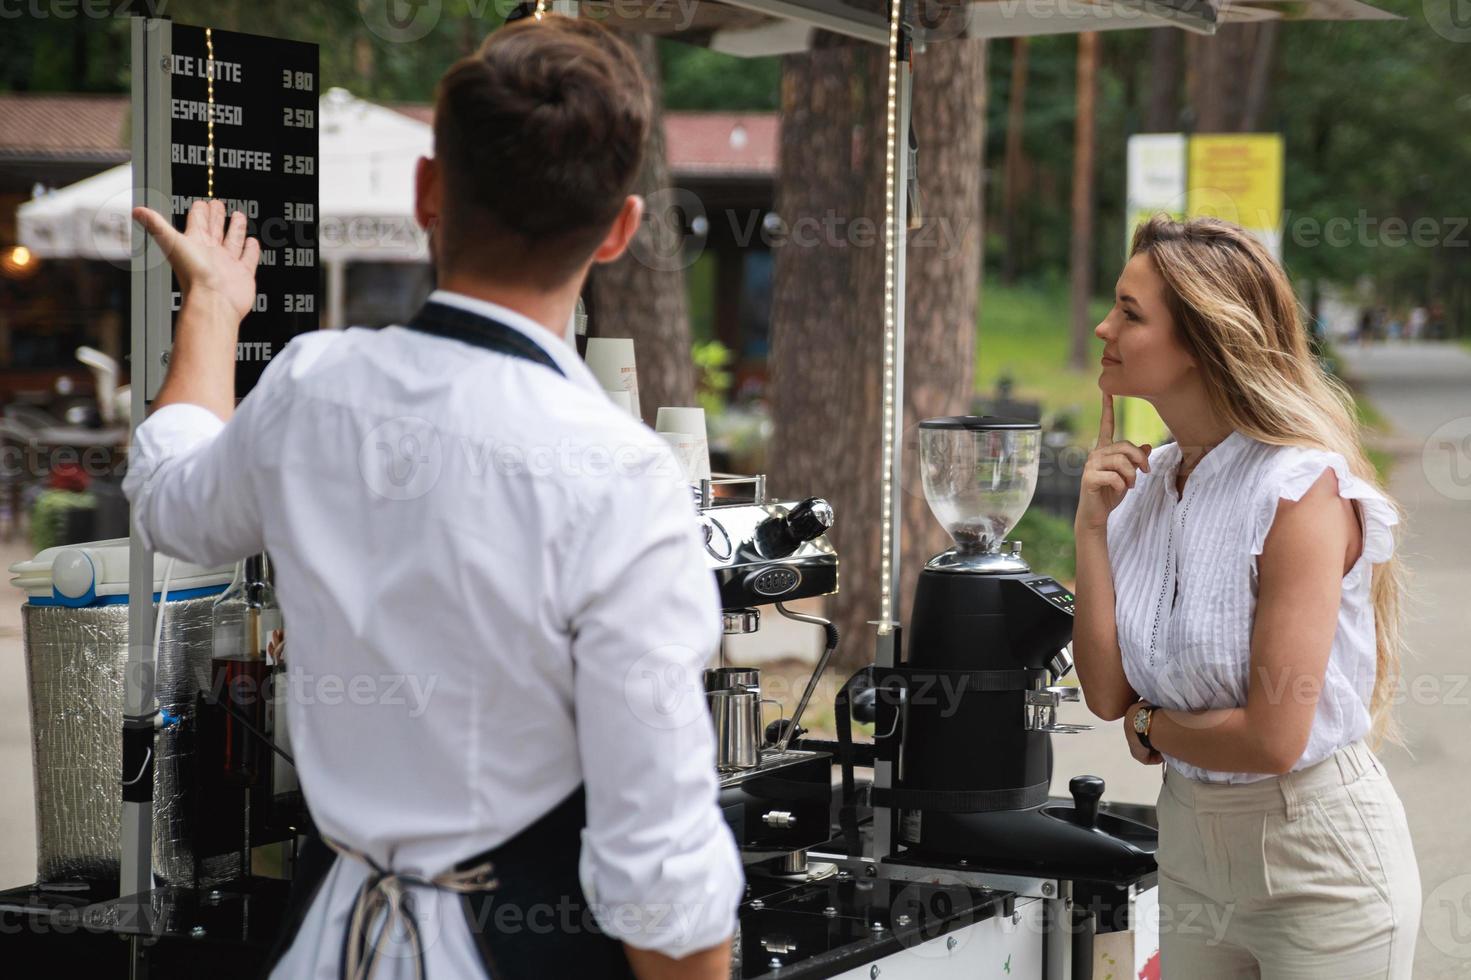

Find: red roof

[663,112,777,177]
[0,94,777,178]
[0,94,129,162]
[393,105,777,178]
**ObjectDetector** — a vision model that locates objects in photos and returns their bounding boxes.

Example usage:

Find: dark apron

[261,302,632,979]
[457,785,634,979]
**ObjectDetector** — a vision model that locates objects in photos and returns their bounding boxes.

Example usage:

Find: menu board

[167,24,319,396]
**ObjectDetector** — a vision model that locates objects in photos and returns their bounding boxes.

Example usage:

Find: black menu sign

[168,24,319,396]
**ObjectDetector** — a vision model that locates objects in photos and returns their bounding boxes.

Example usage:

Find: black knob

[1070,775,1104,829]
[786,497,834,542]
[766,719,806,745]
[755,498,834,559]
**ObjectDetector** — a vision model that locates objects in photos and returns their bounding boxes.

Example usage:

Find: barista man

[125,16,741,980]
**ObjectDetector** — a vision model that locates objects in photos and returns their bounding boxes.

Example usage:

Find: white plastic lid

[9,538,235,607]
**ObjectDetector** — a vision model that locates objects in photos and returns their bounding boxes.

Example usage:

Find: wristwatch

[1131,703,1156,751]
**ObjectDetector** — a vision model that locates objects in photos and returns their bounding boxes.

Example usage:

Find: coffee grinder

[875,417,1157,886]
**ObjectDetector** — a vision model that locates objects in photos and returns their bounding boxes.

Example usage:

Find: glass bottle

[210,554,281,785]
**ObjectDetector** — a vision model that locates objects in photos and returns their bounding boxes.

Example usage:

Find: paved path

[0,536,36,891]
[1335,340,1471,978]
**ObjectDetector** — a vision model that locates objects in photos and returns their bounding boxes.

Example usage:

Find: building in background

[1,93,781,412]
[0,95,131,406]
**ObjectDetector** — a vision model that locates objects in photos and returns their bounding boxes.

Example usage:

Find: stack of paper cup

[655,407,712,485]
[604,389,636,416]
[584,338,641,419]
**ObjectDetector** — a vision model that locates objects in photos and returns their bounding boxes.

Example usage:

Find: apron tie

[323,835,499,980]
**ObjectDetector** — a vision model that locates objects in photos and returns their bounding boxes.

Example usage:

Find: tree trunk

[1069,33,1099,372]
[1001,38,1029,285]
[587,33,696,423]
[769,39,877,672]
[770,36,985,670]
[1145,29,1181,132]
[1241,23,1280,131]
[1185,25,1265,133]
[897,37,986,633]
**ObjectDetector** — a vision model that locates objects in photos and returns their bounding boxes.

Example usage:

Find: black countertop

[2,872,1013,980]
[736,869,1013,979]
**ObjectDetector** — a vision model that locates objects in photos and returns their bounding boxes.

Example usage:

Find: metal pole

[122,14,171,901]
[887,64,912,622]
[326,258,346,329]
[1042,883,1075,980]
[870,22,913,868]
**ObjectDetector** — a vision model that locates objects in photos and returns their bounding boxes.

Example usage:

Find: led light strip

[205,27,215,199]
[877,0,902,634]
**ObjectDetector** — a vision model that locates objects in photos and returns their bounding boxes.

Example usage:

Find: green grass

[1353,390,1391,434]
[976,278,1113,438]
[1013,508,1077,586]
[1364,446,1393,486]
[1351,390,1395,484]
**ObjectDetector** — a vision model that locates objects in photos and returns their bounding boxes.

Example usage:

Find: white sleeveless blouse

[1105,429,1399,783]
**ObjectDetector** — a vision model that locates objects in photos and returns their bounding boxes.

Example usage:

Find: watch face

[1133,709,1148,733]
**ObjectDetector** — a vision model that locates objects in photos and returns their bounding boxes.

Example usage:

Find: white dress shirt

[124,290,743,972]
[1106,430,1399,783]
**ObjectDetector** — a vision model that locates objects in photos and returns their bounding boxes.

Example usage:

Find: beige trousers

[1155,741,1421,979]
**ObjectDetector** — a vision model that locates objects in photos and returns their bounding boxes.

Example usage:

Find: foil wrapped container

[23,595,236,888]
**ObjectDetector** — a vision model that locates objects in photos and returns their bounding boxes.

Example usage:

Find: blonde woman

[1073,215,1421,977]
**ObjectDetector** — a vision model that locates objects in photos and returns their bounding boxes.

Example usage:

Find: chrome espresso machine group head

[694,475,842,879]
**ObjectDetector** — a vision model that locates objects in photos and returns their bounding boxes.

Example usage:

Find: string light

[877,0,903,634]
[205,27,216,200]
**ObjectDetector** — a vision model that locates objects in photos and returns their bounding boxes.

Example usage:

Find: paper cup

[654,407,707,438]
[584,338,641,417]
[659,433,711,484]
[604,389,636,416]
[655,407,711,483]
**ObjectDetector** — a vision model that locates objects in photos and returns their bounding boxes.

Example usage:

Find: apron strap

[321,835,499,980]
[405,300,567,378]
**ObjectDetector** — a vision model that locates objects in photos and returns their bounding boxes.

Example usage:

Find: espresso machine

[874,417,1156,886]
[699,473,1057,979]
[695,475,843,879]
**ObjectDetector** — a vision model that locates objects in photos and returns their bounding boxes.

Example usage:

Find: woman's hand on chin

[1076,393,1152,535]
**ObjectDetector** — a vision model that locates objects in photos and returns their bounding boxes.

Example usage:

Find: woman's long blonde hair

[1130,214,1409,747]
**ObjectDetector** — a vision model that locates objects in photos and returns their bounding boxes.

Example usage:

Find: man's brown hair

[432,15,651,287]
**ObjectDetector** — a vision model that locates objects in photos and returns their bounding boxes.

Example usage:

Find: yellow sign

[1116,134,1285,450]
[1186,134,1284,258]
[1116,397,1167,450]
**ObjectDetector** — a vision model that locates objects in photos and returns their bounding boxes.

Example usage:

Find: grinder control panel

[1024,576,1075,615]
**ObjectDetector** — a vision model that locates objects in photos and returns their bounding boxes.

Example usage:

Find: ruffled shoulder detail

[1247,446,1399,565]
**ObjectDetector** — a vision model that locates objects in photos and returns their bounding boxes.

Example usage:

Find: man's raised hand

[133,198,260,323]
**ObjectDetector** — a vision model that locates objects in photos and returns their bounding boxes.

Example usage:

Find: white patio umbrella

[17,164,133,261]
[16,88,434,328]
